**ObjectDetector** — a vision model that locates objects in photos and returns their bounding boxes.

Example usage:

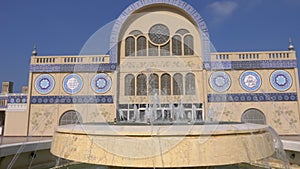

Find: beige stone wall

[27,104,116,136]
[208,102,300,135]
[4,110,28,136]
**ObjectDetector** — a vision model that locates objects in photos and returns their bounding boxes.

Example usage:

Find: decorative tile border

[30,63,117,73]
[6,104,27,112]
[30,95,113,104]
[204,60,297,70]
[8,96,28,104]
[208,93,298,102]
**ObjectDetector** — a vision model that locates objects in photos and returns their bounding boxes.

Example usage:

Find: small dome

[288,38,295,51]
[32,43,37,56]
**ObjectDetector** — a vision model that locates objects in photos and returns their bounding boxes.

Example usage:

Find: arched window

[149,42,158,56]
[59,110,82,126]
[125,74,135,96]
[242,109,266,125]
[129,30,143,37]
[149,73,159,95]
[173,73,183,95]
[185,73,195,95]
[161,73,171,95]
[184,35,194,55]
[160,42,170,56]
[137,36,147,56]
[137,74,147,96]
[125,36,135,56]
[176,29,189,36]
[172,35,182,55]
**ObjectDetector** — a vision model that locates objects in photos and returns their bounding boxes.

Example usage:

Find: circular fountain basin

[51,122,275,168]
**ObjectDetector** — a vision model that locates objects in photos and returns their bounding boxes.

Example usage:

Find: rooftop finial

[32,43,37,56]
[288,37,295,51]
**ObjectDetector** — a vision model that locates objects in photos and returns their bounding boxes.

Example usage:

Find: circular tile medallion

[209,71,231,92]
[240,71,261,92]
[91,73,111,93]
[35,74,55,94]
[270,70,292,91]
[63,74,83,94]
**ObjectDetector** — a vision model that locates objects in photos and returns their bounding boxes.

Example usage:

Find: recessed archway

[241,108,266,125]
[59,110,82,126]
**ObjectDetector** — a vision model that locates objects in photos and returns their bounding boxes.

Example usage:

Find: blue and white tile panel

[8,95,28,104]
[204,60,297,70]
[30,63,117,73]
[30,95,113,104]
[208,93,297,102]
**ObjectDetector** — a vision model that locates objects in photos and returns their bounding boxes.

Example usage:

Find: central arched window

[125,26,193,57]
[161,73,171,95]
[149,73,159,95]
[173,73,183,95]
[124,73,196,97]
[125,74,135,96]
[59,110,82,125]
[185,73,195,95]
[137,36,147,56]
[137,74,147,95]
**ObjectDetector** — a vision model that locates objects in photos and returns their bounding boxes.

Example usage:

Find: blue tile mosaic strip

[0,96,8,100]
[208,92,298,102]
[8,96,28,104]
[204,60,297,70]
[30,95,113,104]
[30,63,117,73]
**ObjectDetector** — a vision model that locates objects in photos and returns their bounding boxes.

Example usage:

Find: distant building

[0,0,299,136]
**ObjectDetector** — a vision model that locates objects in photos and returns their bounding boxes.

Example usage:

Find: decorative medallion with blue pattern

[209,72,231,92]
[91,73,111,93]
[240,71,261,92]
[63,74,83,94]
[270,70,292,91]
[35,74,55,94]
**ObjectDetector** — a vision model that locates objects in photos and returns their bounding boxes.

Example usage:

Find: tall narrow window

[185,73,195,95]
[149,73,159,95]
[125,37,135,56]
[172,35,182,55]
[149,42,158,56]
[161,73,171,95]
[160,42,170,56]
[125,74,135,96]
[137,36,147,56]
[184,35,194,55]
[173,73,183,95]
[137,74,147,96]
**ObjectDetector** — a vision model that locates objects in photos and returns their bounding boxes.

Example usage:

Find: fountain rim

[54,122,270,137]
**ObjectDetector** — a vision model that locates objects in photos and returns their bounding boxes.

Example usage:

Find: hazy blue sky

[0,0,299,92]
